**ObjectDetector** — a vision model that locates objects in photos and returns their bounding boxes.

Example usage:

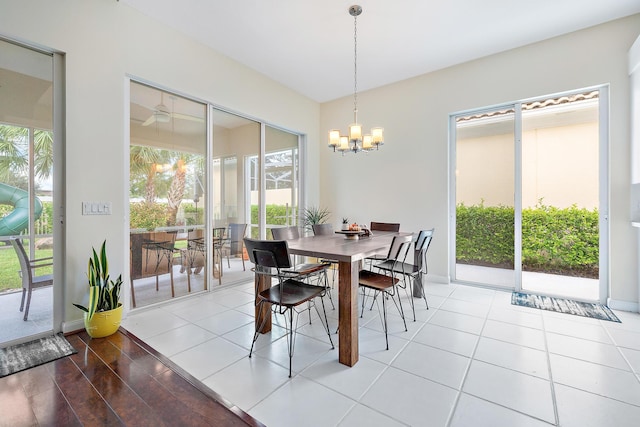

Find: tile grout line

[540,309,560,426]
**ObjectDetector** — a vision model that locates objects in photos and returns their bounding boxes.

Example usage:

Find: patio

[0,255,253,345]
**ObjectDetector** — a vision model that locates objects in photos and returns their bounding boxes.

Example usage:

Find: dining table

[254,230,411,367]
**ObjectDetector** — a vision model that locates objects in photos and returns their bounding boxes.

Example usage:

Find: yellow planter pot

[84,304,123,338]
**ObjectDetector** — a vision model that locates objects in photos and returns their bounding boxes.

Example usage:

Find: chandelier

[328,5,384,155]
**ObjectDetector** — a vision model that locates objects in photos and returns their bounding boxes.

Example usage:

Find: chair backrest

[370,222,400,232]
[228,223,248,254]
[244,238,292,269]
[271,226,301,240]
[415,228,434,252]
[10,237,32,287]
[386,234,413,262]
[312,223,334,236]
[212,227,226,248]
[188,229,204,240]
[415,228,434,272]
[149,231,177,247]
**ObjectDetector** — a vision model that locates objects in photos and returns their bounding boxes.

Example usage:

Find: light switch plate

[82,201,112,215]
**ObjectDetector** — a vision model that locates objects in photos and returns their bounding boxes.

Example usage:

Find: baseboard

[425,274,450,285]
[61,319,85,334]
[607,298,639,313]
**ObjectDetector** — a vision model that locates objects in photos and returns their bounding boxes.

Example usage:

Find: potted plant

[73,240,123,338]
[302,205,331,233]
[342,217,349,231]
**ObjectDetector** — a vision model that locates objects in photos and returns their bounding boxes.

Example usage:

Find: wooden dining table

[254,230,411,367]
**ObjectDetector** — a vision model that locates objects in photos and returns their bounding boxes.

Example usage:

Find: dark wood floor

[0,329,264,427]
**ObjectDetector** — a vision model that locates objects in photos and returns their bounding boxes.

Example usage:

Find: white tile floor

[121,281,640,427]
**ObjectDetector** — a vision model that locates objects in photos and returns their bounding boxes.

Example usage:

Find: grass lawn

[0,247,53,293]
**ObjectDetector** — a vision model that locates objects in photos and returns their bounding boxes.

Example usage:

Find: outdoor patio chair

[10,237,53,321]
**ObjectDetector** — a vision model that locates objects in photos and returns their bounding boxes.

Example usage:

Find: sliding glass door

[0,38,58,345]
[451,88,607,302]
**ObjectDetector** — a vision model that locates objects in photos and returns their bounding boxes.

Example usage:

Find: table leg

[338,260,359,366]
[254,271,272,333]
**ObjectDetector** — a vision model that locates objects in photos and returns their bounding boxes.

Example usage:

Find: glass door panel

[521,92,600,300]
[129,81,207,307]
[211,108,259,284]
[0,39,54,344]
[264,126,299,239]
[455,109,515,288]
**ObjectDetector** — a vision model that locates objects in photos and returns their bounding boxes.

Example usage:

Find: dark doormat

[511,292,621,323]
[0,333,77,377]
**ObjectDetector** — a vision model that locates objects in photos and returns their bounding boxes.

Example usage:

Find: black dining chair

[244,238,334,377]
[271,225,335,309]
[365,221,401,269]
[359,234,413,350]
[374,229,434,320]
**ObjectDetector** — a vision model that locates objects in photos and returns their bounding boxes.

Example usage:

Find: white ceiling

[119,0,640,103]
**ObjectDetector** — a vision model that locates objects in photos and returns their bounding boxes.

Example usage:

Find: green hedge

[456,203,599,278]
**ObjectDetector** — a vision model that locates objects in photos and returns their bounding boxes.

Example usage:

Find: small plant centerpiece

[73,240,123,338]
[342,217,349,231]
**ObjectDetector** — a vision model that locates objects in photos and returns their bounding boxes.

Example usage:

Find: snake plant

[73,240,122,320]
[302,206,331,232]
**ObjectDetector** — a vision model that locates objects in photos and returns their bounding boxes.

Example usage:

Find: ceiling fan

[142,93,204,126]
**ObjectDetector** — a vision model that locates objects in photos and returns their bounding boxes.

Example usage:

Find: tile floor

[121,281,640,427]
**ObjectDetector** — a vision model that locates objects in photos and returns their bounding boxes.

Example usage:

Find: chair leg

[19,288,26,312]
[287,307,294,378]
[420,272,429,309]
[250,300,269,358]
[322,270,335,310]
[381,291,389,350]
[169,259,175,298]
[131,281,137,308]
[391,289,408,332]
[404,276,417,321]
[313,296,335,349]
[23,288,33,321]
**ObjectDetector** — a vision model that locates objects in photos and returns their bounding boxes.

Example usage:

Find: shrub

[456,203,599,278]
[129,202,168,230]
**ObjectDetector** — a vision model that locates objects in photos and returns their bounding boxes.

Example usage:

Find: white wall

[0,0,320,328]
[320,14,640,307]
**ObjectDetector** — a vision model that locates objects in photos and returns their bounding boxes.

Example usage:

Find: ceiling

[120,0,640,103]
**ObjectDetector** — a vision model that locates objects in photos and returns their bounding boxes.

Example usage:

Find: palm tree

[0,125,53,186]
[166,156,190,226]
[34,129,54,180]
[129,145,164,204]
[0,125,28,185]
